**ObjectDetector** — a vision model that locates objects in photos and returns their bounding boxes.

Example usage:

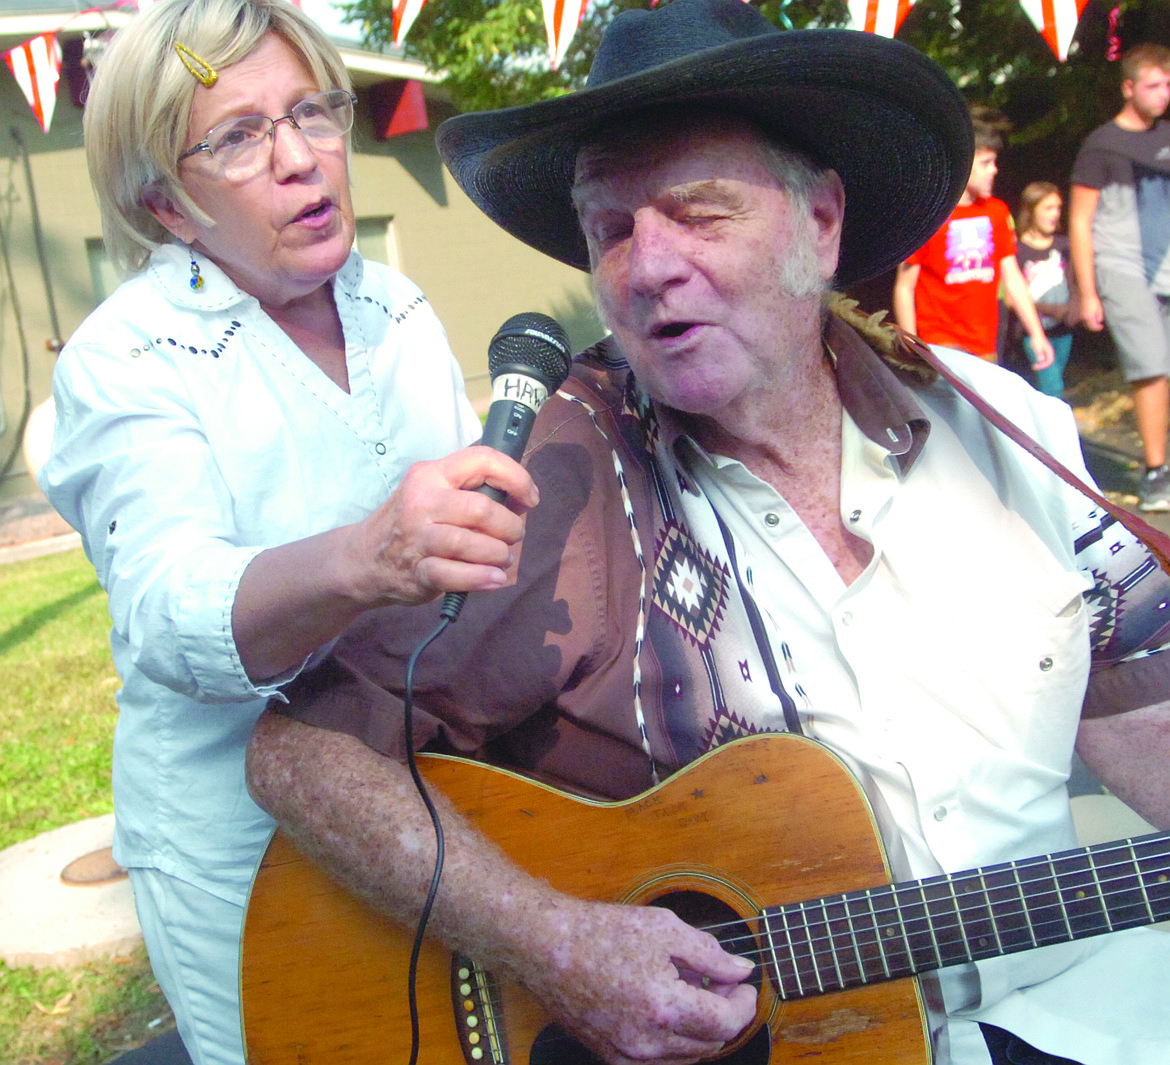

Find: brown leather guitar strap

[904,334,1170,578]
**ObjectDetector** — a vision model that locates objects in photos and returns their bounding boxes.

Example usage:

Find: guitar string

[689,844,1170,941]
[678,848,1170,981]
[704,859,1170,957]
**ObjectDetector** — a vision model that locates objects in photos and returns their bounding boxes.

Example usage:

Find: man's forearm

[245,709,570,975]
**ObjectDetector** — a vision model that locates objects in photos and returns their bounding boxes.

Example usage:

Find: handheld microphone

[440,312,572,621]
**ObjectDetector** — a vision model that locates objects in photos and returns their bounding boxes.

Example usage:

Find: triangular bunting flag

[5,33,62,133]
[543,0,590,70]
[847,0,916,36]
[1017,0,1090,61]
[393,0,427,46]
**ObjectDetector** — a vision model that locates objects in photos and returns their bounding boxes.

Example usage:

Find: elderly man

[246,2,1170,1063]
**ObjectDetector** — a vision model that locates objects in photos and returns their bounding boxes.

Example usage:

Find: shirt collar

[146,243,364,311]
[636,313,931,475]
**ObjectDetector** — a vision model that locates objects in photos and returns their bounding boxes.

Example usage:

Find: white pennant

[846,0,917,37]
[1016,0,1089,61]
[393,0,427,46]
[542,0,590,70]
[5,33,62,133]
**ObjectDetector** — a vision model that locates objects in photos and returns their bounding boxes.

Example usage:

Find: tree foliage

[341,0,1170,177]
[341,0,849,111]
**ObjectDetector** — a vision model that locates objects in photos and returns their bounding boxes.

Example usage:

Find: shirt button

[848,509,862,523]
[840,611,853,626]
[374,442,387,455]
[1039,657,1054,672]
[764,512,780,528]
[933,805,948,822]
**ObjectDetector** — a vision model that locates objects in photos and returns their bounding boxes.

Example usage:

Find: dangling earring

[189,252,204,292]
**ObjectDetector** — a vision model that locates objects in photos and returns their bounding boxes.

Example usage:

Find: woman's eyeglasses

[177,90,356,180]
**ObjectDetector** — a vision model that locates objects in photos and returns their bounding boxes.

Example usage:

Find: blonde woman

[38,1,534,1061]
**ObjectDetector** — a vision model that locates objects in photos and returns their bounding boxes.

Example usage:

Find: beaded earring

[189,253,204,292]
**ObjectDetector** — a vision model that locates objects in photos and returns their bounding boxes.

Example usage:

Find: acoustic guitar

[240,733,1170,1064]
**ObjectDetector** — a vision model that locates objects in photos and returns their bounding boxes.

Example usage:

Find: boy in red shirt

[894,109,1053,367]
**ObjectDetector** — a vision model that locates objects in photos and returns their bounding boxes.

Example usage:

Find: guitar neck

[760,830,1170,1000]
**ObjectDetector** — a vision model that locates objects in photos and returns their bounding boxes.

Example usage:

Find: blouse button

[764,512,780,528]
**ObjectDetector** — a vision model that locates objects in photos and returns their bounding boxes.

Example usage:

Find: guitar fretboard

[754,831,1170,1000]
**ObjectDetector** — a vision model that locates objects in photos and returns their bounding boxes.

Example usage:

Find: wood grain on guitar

[239,733,1170,1064]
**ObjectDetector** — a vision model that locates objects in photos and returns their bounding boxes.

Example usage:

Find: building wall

[0,60,598,501]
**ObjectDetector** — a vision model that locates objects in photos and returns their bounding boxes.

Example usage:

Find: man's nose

[627,210,689,296]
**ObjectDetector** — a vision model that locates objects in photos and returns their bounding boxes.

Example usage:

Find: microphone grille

[488,312,572,390]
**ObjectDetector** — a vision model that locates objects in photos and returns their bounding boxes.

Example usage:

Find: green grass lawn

[0,547,176,1064]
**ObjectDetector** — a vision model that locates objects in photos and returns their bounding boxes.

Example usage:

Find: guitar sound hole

[529,890,769,1065]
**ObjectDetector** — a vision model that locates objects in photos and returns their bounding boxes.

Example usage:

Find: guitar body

[241,733,931,1064]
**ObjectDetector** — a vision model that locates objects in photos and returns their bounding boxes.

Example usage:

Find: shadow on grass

[0,582,103,657]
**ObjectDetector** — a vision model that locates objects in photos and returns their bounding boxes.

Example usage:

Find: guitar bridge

[451,953,510,1063]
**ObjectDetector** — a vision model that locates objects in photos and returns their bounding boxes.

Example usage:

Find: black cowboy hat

[437,0,973,287]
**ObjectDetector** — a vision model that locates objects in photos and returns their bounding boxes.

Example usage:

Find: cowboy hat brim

[437,21,973,287]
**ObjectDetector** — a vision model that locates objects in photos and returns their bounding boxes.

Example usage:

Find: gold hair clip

[174,42,218,87]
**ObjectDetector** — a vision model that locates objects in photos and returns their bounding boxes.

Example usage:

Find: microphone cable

[399,313,570,1060]
[401,610,455,1065]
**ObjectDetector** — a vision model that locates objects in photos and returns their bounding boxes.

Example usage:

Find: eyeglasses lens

[208,91,354,178]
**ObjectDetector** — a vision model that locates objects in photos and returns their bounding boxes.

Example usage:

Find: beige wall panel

[348,130,601,408]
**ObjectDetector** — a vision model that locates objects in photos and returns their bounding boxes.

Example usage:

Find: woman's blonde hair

[84,0,352,274]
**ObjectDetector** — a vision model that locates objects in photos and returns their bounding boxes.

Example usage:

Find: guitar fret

[1131,836,1170,925]
[818,897,845,991]
[1131,842,1157,923]
[760,908,790,1000]
[890,885,919,976]
[955,869,1001,963]
[977,871,1005,958]
[775,905,805,1000]
[1047,855,1074,941]
[946,873,972,960]
[1011,862,1039,948]
[865,888,892,979]
[797,901,825,994]
[1086,854,1113,932]
[840,893,870,985]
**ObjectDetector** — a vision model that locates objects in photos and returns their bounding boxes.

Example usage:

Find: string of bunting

[1,0,149,132]
[0,0,1126,131]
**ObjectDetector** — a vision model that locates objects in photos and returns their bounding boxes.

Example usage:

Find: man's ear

[141,183,196,244]
[810,170,845,282]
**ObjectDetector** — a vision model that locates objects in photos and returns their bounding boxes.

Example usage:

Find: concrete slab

[0,814,143,969]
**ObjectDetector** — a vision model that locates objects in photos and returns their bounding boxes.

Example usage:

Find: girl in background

[1015,181,1081,396]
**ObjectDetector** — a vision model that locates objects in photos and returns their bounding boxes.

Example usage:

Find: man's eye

[589,221,632,246]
